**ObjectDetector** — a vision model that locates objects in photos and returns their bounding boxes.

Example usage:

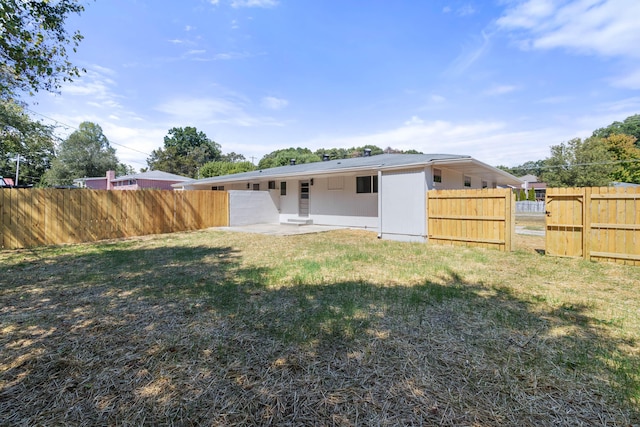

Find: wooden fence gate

[545,187,640,265]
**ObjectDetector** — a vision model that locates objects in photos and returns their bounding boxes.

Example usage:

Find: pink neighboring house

[74,170,190,190]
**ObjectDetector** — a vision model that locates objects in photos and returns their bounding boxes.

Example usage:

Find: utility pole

[14,155,22,186]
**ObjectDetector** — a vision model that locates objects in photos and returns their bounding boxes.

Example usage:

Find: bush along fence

[546,186,640,265]
[1,189,229,250]
[427,188,515,252]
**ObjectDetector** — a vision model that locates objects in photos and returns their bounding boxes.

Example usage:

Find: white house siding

[379,168,427,242]
[431,166,484,190]
[228,190,279,226]
[305,175,378,228]
[276,176,378,228]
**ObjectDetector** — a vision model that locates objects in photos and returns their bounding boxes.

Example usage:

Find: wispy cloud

[610,69,640,90]
[497,0,640,59]
[155,97,283,127]
[483,84,518,96]
[231,0,278,8]
[447,30,492,75]
[301,118,578,166]
[261,96,288,110]
[442,4,477,16]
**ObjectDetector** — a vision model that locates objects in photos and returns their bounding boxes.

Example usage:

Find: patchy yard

[1,229,638,426]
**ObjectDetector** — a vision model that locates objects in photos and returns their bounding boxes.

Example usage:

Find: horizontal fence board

[427,188,514,251]
[0,189,229,250]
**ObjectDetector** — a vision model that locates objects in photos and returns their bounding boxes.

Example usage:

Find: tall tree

[0,99,55,186]
[0,0,85,100]
[147,127,221,178]
[592,114,640,145]
[43,122,119,186]
[541,137,614,187]
[258,147,321,169]
[200,161,256,178]
[602,133,640,184]
[313,145,385,160]
[496,160,547,178]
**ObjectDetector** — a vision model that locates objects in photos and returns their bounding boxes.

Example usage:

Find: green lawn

[1,228,638,426]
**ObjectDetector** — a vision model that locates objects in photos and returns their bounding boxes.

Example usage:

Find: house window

[211,186,224,191]
[356,176,378,193]
[280,181,287,196]
[482,180,488,189]
[433,168,442,183]
[268,181,276,190]
[253,183,260,191]
[464,176,471,187]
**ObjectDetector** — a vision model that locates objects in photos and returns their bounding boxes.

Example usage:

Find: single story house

[74,170,190,190]
[175,153,522,242]
[519,174,546,201]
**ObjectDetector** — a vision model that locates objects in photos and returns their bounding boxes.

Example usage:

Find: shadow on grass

[0,242,638,425]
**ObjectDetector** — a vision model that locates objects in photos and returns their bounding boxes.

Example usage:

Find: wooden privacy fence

[546,187,640,265]
[1,189,229,250]
[427,188,515,251]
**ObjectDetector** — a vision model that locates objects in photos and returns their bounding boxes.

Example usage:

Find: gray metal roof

[113,170,190,182]
[181,153,472,185]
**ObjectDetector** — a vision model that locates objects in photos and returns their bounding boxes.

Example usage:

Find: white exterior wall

[431,166,484,190]
[379,168,427,242]
[304,175,378,228]
[228,190,279,226]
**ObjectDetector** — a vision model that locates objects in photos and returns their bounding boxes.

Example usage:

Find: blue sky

[30,0,640,170]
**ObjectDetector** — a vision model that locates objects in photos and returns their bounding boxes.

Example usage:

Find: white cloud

[261,96,288,110]
[483,84,518,96]
[155,97,283,127]
[431,94,446,103]
[497,0,640,59]
[610,69,640,90]
[209,0,220,4]
[231,0,278,8]
[60,67,123,110]
[404,116,424,126]
[458,4,476,16]
[213,51,253,60]
[299,119,582,166]
[447,30,492,75]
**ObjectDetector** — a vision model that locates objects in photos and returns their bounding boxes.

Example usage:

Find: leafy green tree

[147,127,222,178]
[220,152,246,163]
[258,147,321,169]
[0,0,85,99]
[200,161,256,178]
[0,99,55,186]
[592,114,640,146]
[527,188,536,201]
[313,145,386,160]
[43,122,119,186]
[116,163,136,176]
[602,133,640,184]
[541,137,615,187]
[496,160,546,178]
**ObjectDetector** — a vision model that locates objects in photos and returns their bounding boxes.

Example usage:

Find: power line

[24,107,153,158]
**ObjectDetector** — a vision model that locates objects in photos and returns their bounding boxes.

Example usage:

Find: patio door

[299,181,310,217]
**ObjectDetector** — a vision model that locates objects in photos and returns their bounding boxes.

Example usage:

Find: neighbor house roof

[112,170,190,182]
[176,153,523,188]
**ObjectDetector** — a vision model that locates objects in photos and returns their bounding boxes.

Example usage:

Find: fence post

[583,187,591,261]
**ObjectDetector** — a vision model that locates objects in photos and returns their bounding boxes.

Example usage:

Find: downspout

[377,169,382,239]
